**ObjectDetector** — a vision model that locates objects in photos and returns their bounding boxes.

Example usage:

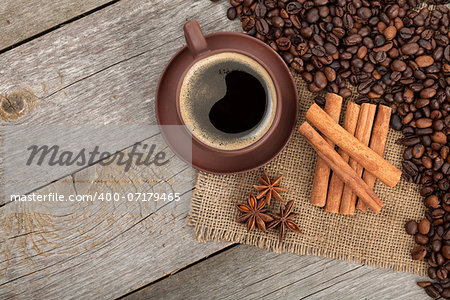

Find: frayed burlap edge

[190,224,426,275]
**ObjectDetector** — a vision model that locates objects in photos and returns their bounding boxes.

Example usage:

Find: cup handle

[183,20,209,58]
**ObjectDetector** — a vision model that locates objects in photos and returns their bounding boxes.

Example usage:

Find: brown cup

[156,20,298,174]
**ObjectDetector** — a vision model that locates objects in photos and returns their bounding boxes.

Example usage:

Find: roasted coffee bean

[254,3,267,17]
[420,88,437,99]
[313,71,327,90]
[437,268,448,280]
[276,37,291,51]
[425,195,440,208]
[422,156,433,169]
[430,265,438,279]
[242,16,256,31]
[416,128,434,136]
[311,46,326,57]
[343,13,354,29]
[243,0,253,7]
[419,219,431,235]
[413,144,425,158]
[285,2,301,15]
[416,118,433,128]
[301,72,313,83]
[227,7,237,20]
[411,245,427,260]
[391,60,407,72]
[432,240,442,253]
[281,52,294,64]
[230,0,243,7]
[306,8,320,23]
[409,112,420,124]
[401,43,420,55]
[443,246,450,259]
[266,8,279,18]
[443,163,450,175]
[339,87,352,99]
[405,220,419,235]
[346,34,362,45]
[404,148,414,161]
[271,16,284,28]
[356,45,367,59]
[256,19,270,35]
[432,209,445,220]
[415,233,429,245]
[246,26,256,36]
[432,132,447,145]
[323,66,336,82]
[398,136,420,146]
[403,160,419,176]
[421,186,435,197]
[314,95,326,107]
[434,282,444,294]
[425,285,440,298]
[374,35,386,47]
[375,51,387,63]
[383,25,397,41]
[401,87,414,103]
[441,147,449,159]
[418,281,432,288]
[390,114,403,131]
[324,43,337,55]
[403,126,415,136]
[442,288,450,298]
[399,27,413,39]
[357,7,372,19]
[416,55,435,68]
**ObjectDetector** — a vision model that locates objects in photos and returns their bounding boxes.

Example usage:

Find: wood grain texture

[0,0,114,51]
[126,245,428,300]
[0,142,230,299]
[0,0,238,197]
[0,0,235,297]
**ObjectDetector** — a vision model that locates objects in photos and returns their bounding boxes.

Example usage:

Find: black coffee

[209,70,266,134]
[179,52,276,151]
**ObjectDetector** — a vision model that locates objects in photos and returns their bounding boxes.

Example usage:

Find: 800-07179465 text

[10,192,181,202]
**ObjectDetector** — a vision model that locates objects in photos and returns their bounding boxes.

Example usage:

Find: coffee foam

[179,52,277,151]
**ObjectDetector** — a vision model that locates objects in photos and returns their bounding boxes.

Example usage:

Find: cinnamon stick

[298,122,383,214]
[324,102,360,213]
[357,105,392,212]
[340,103,377,215]
[310,93,343,207]
[305,103,402,187]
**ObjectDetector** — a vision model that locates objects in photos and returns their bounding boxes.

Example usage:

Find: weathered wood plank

[0,0,238,198]
[0,142,230,299]
[0,0,238,298]
[0,0,115,51]
[125,245,428,300]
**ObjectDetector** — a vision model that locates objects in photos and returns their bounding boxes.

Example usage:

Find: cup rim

[155,30,299,174]
[175,48,283,155]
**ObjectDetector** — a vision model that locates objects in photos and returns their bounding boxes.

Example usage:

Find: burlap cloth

[188,75,427,275]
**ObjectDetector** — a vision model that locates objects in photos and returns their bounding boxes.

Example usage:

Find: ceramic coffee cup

[156,20,298,174]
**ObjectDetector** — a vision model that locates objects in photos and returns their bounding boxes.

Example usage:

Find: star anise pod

[268,200,301,242]
[236,194,274,232]
[253,170,288,205]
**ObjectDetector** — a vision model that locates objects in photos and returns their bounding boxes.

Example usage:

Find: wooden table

[0,1,429,299]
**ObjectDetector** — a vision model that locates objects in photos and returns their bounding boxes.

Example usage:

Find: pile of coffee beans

[221,0,450,298]
[406,217,450,298]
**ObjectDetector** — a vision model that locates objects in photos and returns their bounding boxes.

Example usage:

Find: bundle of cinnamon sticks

[298,93,402,215]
